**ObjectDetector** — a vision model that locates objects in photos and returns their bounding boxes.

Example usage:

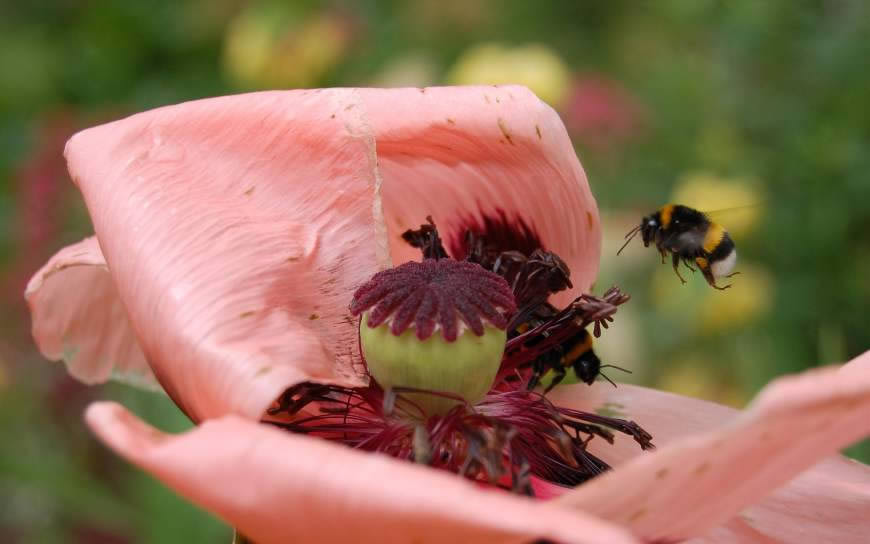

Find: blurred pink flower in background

[26,87,870,543]
[3,114,74,301]
[562,76,645,152]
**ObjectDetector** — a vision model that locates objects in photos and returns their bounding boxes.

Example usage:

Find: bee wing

[702,204,760,224]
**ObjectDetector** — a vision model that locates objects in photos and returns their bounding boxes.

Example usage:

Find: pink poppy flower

[27,87,870,543]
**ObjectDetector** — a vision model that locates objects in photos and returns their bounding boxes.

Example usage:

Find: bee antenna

[598,371,618,388]
[623,224,642,239]
[599,364,632,374]
[617,226,642,256]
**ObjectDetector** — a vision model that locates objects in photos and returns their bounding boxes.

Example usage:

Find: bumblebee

[618,204,739,290]
[532,328,610,392]
[516,309,624,392]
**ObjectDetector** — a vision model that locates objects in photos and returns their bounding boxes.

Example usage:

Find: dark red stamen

[454,217,575,352]
[450,210,543,262]
[350,259,516,341]
[266,383,653,492]
[490,249,573,331]
[401,216,449,260]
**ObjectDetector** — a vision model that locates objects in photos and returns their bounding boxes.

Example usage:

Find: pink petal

[689,456,870,543]
[52,90,392,421]
[547,374,870,542]
[842,349,870,375]
[547,382,737,467]
[85,401,640,544]
[25,237,157,389]
[359,86,600,303]
[29,86,598,419]
[554,350,870,541]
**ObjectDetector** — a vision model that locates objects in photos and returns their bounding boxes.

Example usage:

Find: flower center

[266,215,654,494]
[350,255,517,415]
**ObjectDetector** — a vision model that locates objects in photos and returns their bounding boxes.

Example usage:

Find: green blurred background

[1,1,868,542]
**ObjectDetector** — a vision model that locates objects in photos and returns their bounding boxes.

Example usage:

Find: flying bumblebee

[618,204,739,290]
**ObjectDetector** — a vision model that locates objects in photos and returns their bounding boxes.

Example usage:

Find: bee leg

[683,259,696,273]
[654,243,668,264]
[527,360,543,391]
[543,365,567,394]
[671,253,687,284]
[527,354,548,390]
[725,271,741,278]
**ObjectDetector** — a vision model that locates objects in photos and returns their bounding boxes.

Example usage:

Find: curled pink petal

[556,351,870,541]
[55,90,393,421]
[547,376,870,542]
[689,456,870,543]
[841,350,870,375]
[85,401,640,544]
[360,86,600,303]
[25,237,157,389]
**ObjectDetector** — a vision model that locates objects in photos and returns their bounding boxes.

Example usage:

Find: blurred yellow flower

[223,5,350,89]
[670,171,764,238]
[446,43,571,107]
[699,263,773,333]
[651,260,772,332]
[223,7,273,86]
[370,52,439,88]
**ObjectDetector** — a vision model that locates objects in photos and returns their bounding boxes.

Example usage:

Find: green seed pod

[359,312,506,416]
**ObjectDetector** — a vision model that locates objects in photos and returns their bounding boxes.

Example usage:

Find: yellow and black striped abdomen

[560,329,594,367]
[707,226,737,278]
[702,222,726,254]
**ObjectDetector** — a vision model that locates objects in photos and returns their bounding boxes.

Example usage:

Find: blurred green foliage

[1,1,868,542]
